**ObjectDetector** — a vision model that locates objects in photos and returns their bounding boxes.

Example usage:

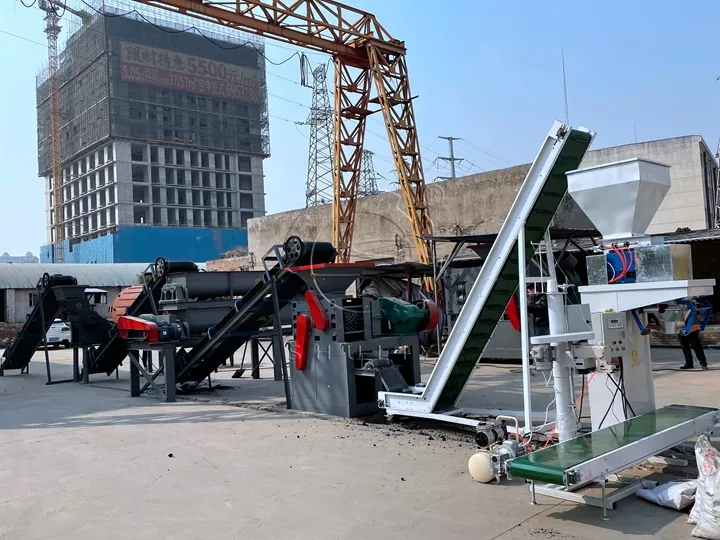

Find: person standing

[679,322,708,370]
[527,283,549,336]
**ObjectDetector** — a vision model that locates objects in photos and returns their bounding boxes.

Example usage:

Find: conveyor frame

[379,121,595,416]
[510,405,719,514]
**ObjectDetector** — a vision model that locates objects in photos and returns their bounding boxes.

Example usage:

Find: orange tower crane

[39,0,91,263]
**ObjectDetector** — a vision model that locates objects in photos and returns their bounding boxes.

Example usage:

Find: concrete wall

[249,135,717,262]
[249,164,540,262]
[580,136,715,233]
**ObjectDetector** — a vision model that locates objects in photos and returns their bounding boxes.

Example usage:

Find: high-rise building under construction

[37,3,269,262]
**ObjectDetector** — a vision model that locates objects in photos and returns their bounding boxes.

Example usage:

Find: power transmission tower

[358,150,380,197]
[437,136,463,180]
[304,63,334,207]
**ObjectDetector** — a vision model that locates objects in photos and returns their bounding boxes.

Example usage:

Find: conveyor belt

[174,240,336,384]
[87,260,198,375]
[2,282,84,371]
[379,122,595,414]
[510,404,718,486]
[2,277,113,373]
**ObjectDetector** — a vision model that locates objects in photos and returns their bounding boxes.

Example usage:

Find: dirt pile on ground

[0,323,22,347]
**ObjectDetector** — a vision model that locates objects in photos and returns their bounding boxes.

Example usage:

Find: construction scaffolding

[36,0,270,177]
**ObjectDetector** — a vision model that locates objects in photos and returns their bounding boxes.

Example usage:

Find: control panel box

[590,312,628,359]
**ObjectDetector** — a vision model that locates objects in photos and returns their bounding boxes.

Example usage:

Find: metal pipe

[38,285,52,385]
[601,478,609,521]
[544,230,576,442]
[432,241,442,354]
[517,227,533,434]
[496,415,520,439]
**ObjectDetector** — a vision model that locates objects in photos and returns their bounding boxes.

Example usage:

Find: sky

[0,0,719,256]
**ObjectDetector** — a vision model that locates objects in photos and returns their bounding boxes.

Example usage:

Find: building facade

[0,263,148,323]
[37,8,268,263]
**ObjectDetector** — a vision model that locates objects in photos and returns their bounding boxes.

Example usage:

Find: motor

[531,344,552,372]
[468,439,528,484]
[474,420,507,448]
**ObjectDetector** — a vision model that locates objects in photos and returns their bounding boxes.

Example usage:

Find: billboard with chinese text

[119,41,263,103]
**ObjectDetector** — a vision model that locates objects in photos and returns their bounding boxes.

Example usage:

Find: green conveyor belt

[434,128,594,411]
[510,405,716,485]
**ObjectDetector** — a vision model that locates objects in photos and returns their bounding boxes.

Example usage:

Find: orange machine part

[295,314,312,371]
[506,295,521,331]
[111,285,144,324]
[304,290,330,331]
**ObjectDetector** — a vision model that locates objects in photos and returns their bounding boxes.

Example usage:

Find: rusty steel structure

[133,0,434,267]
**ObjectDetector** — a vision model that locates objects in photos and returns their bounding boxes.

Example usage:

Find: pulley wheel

[154,257,168,278]
[283,236,304,263]
[41,272,52,291]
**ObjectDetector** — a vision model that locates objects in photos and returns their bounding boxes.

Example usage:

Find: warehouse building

[37,4,269,263]
[0,264,147,323]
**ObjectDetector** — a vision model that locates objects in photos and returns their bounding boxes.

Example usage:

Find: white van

[43,319,71,348]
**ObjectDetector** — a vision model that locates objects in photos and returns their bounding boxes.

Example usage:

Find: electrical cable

[606,260,616,283]
[597,374,622,430]
[576,373,586,421]
[618,362,636,417]
[20,0,38,7]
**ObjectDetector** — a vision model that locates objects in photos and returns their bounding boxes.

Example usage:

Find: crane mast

[40,0,64,263]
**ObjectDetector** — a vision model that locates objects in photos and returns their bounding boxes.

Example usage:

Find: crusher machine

[286,263,439,417]
[105,237,337,401]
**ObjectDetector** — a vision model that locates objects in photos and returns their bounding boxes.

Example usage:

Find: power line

[455,139,514,169]
[0,28,47,47]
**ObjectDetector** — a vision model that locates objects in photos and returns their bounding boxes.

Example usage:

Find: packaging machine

[375,121,718,517]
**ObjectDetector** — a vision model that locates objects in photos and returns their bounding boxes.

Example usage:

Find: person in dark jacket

[679,322,708,370]
[527,283,549,336]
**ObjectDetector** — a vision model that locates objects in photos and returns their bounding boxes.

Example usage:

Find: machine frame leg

[530,481,537,505]
[163,345,176,403]
[130,355,140,397]
[601,478,609,521]
[251,338,260,379]
[127,346,176,402]
[533,475,657,516]
[270,276,291,408]
[82,347,90,384]
[72,347,79,382]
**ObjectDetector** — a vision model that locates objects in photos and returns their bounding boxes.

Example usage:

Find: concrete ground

[0,345,718,539]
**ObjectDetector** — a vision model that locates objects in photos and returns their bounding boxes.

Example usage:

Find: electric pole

[437,136,463,180]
